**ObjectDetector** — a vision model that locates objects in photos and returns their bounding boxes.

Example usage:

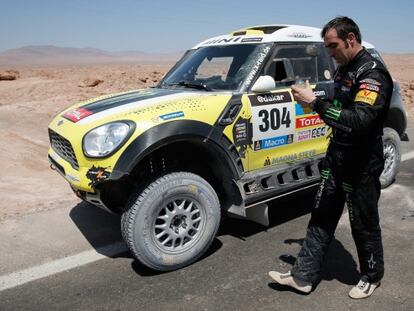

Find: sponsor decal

[359,83,380,92]
[86,166,111,187]
[233,116,250,147]
[360,78,381,86]
[249,92,292,106]
[241,37,263,43]
[254,134,293,151]
[313,90,326,97]
[159,111,184,121]
[252,101,295,143]
[324,70,331,80]
[243,45,271,87]
[355,90,378,106]
[65,173,80,183]
[296,115,324,128]
[288,32,312,38]
[63,108,93,123]
[264,156,271,167]
[296,126,327,142]
[203,37,242,45]
[266,149,317,166]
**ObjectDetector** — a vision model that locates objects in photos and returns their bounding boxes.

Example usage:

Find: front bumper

[48,149,114,212]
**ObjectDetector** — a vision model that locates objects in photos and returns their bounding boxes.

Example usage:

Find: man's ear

[347,32,357,47]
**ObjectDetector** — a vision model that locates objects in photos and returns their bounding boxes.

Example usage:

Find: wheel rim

[152,197,205,254]
[382,141,396,176]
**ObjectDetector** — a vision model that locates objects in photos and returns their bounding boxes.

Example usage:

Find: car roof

[192,24,375,49]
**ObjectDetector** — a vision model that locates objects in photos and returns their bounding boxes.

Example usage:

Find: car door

[247,43,334,171]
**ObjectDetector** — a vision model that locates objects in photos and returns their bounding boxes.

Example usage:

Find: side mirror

[251,75,276,93]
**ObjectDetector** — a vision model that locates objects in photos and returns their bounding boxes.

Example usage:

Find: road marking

[0,242,127,292]
[401,150,414,162]
[1,150,413,292]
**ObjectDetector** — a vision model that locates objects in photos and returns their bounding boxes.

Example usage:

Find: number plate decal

[249,92,295,150]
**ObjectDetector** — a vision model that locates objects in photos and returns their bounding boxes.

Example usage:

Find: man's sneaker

[268,271,312,293]
[349,279,380,299]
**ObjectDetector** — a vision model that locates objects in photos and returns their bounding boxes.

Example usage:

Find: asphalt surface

[0,126,413,311]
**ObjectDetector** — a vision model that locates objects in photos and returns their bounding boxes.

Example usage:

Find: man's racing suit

[291,48,393,284]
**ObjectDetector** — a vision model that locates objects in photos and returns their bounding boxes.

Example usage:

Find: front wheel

[380,127,401,188]
[121,172,221,271]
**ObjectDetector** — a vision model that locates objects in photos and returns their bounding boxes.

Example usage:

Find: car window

[196,57,233,80]
[265,43,334,87]
[160,44,273,91]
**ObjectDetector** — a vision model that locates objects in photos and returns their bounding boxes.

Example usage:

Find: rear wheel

[380,127,401,188]
[121,172,221,271]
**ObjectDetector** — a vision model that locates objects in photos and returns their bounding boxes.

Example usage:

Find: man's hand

[291,80,316,113]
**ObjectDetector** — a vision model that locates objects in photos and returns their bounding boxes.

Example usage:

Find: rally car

[48,25,408,271]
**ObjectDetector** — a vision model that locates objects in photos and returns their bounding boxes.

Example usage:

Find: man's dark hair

[321,16,362,44]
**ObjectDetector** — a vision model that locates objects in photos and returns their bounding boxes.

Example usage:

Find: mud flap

[245,203,269,226]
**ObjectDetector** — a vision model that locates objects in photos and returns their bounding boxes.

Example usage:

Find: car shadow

[70,188,359,283]
[69,202,130,259]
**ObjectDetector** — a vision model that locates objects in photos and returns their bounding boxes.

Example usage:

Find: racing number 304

[258,107,291,132]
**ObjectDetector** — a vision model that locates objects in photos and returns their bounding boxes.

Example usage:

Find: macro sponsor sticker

[254,134,293,151]
[159,111,184,121]
[355,90,378,106]
[296,115,324,129]
[63,108,93,122]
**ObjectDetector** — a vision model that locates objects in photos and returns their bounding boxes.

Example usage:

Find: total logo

[296,115,324,128]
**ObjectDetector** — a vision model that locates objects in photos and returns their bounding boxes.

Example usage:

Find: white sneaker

[268,271,312,293]
[349,279,380,299]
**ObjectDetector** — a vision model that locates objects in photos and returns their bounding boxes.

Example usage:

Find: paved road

[1,126,413,311]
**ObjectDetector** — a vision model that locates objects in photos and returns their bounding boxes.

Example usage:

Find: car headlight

[83,121,135,158]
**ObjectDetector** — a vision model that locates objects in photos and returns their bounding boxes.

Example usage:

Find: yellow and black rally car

[48,25,407,271]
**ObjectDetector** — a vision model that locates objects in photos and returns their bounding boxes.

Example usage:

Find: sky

[1,0,413,54]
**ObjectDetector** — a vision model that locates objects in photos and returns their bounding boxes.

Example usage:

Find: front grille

[49,129,79,170]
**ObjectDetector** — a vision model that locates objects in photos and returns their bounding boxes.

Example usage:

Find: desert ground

[0,55,413,220]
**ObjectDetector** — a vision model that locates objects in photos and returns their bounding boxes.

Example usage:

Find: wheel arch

[99,120,244,212]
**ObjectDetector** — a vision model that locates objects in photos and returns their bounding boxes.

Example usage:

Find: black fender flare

[109,120,243,181]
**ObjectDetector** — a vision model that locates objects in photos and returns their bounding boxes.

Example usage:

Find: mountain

[0,45,183,66]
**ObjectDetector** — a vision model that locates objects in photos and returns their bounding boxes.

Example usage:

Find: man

[268,16,393,299]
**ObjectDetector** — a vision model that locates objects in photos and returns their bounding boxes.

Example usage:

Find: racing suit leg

[291,162,345,284]
[345,143,384,283]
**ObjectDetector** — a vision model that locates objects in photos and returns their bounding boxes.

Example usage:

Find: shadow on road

[69,188,359,283]
[69,202,130,259]
[218,188,315,239]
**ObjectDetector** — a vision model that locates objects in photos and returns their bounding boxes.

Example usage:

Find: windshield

[159,43,273,92]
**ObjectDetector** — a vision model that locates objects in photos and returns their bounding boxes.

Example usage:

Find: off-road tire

[121,172,220,271]
[380,127,401,188]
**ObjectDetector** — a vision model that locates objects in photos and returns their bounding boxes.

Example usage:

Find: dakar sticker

[249,92,292,106]
[355,90,378,106]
